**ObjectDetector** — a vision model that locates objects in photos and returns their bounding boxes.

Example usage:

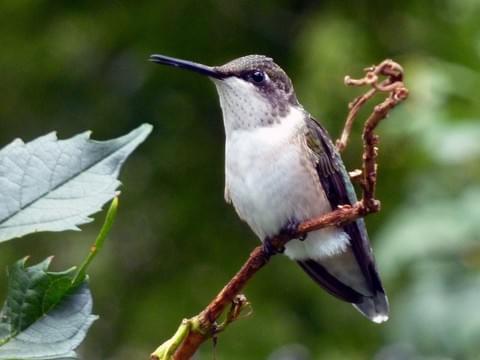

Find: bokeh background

[1,1,480,359]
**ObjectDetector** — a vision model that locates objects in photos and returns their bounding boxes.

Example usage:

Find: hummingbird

[150,53,389,323]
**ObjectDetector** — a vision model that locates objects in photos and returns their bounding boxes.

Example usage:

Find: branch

[150,59,408,360]
[336,59,407,153]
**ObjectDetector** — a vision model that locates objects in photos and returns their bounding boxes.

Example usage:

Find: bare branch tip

[394,87,409,101]
[335,139,346,152]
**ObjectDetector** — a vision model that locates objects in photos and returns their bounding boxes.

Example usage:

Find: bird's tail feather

[297,257,389,323]
[353,293,389,323]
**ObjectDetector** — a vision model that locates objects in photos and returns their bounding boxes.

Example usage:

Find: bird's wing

[303,115,386,299]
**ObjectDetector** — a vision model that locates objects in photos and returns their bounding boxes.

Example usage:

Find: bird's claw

[280,219,306,241]
[263,219,307,257]
[263,236,284,257]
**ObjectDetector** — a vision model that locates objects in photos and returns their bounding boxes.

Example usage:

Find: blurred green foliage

[1,1,479,359]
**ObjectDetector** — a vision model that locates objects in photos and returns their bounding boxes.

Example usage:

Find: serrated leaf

[0,123,152,242]
[0,258,97,359]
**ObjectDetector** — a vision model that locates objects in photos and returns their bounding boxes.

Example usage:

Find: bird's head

[150,54,299,132]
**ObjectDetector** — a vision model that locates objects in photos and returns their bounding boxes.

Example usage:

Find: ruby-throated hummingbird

[150,54,389,323]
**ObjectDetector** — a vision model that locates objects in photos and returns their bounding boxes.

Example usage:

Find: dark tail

[298,254,389,323]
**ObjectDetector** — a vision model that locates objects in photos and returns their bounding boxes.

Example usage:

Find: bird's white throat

[213,77,285,135]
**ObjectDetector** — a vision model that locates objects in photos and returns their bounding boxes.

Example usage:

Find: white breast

[224,107,349,259]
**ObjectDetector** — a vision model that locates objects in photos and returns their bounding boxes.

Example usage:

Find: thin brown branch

[336,59,406,153]
[218,294,252,332]
[170,203,369,360]
[150,59,408,360]
[356,60,408,208]
[336,87,377,153]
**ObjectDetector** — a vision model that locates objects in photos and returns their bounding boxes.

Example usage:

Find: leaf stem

[72,197,119,286]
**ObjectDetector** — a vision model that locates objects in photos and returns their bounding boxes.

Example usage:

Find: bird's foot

[263,236,285,257]
[280,219,306,241]
[263,219,307,257]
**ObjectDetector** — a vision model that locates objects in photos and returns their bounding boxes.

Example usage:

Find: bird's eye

[249,70,266,84]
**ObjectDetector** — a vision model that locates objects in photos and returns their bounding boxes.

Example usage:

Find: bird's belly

[226,128,328,238]
[226,124,350,260]
[229,153,312,237]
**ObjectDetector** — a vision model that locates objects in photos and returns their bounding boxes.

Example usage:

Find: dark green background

[1,1,480,359]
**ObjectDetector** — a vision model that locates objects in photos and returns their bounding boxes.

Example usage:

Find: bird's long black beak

[149,54,224,79]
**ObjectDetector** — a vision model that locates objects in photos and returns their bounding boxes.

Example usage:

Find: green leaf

[0,197,118,358]
[0,258,97,359]
[0,123,152,243]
